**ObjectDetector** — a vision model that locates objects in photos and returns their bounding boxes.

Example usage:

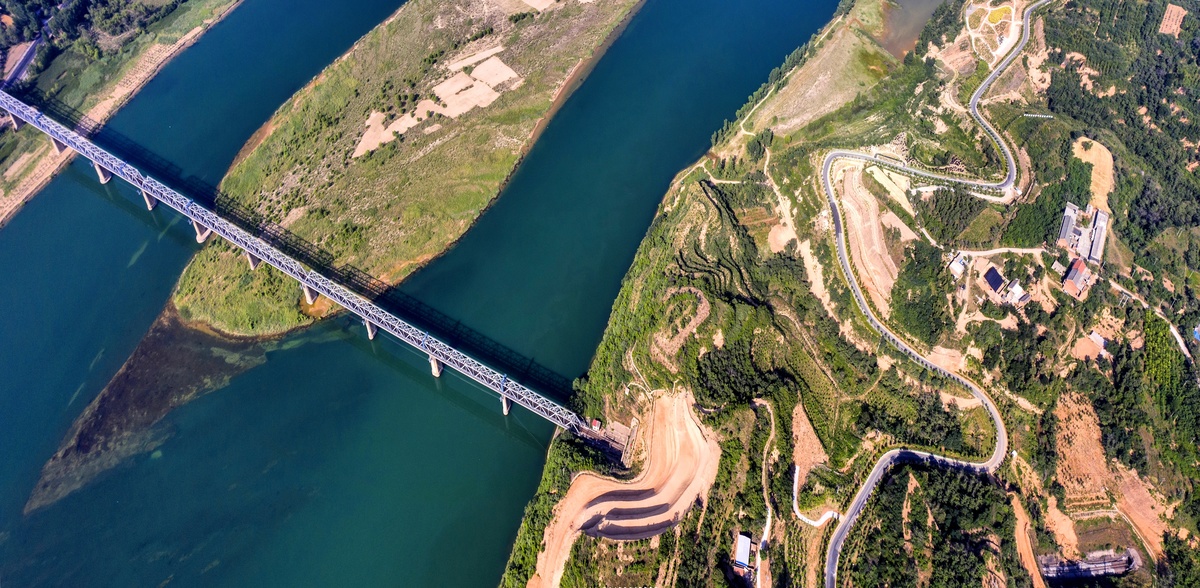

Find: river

[0,0,838,584]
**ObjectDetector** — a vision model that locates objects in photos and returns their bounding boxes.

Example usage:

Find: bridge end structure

[364,320,377,340]
[141,189,157,211]
[245,251,261,270]
[6,110,22,130]
[429,356,443,377]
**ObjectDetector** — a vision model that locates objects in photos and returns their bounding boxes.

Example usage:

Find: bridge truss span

[0,90,585,434]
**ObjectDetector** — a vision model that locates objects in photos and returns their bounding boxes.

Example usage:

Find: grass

[957,207,1004,246]
[174,0,639,335]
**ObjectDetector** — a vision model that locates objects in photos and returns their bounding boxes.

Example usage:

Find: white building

[734,533,752,569]
[1057,202,1108,265]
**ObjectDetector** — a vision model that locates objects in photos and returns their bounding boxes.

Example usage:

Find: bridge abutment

[141,189,157,211]
[191,219,212,243]
[302,284,318,306]
[245,251,261,270]
[429,356,442,378]
[50,137,67,154]
[93,161,111,184]
[6,111,23,130]
[364,320,377,340]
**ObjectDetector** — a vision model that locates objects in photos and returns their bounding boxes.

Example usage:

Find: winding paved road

[818,1,1054,585]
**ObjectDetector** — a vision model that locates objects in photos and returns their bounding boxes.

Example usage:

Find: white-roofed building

[734,533,753,569]
[1089,210,1109,264]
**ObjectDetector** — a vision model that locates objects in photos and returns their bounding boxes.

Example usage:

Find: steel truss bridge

[0,90,586,433]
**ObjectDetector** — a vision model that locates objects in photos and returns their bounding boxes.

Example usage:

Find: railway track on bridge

[818,1,1056,585]
[0,90,587,434]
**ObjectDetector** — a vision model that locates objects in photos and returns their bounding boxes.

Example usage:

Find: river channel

[0,0,838,584]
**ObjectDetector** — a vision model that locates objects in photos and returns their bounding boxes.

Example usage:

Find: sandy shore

[0,0,242,229]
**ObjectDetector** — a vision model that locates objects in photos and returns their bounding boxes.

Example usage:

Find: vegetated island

[0,0,243,227]
[21,0,641,513]
[172,0,640,337]
[500,0,1200,584]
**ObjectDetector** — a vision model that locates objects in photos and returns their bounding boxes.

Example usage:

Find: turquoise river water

[0,0,840,584]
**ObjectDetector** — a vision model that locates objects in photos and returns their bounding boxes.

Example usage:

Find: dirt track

[1011,495,1047,588]
[528,391,720,588]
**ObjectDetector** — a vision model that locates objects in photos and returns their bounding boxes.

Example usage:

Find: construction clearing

[528,391,721,588]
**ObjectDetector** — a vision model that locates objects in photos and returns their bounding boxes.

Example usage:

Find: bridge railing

[0,90,584,432]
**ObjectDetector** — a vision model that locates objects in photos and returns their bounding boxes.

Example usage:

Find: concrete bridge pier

[141,189,157,211]
[501,395,511,416]
[302,284,318,305]
[93,161,111,184]
[6,111,23,130]
[50,137,67,154]
[245,251,261,270]
[429,356,443,378]
[191,219,212,243]
[364,320,377,340]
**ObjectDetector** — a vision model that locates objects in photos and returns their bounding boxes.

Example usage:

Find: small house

[1064,258,1092,299]
[948,252,969,280]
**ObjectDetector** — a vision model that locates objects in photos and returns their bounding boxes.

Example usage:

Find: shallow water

[878,0,950,57]
[0,0,839,583]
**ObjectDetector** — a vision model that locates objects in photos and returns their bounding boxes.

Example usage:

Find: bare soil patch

[1046,496,1081,558]
[529,390,720,587]
[768,223,798,253]
[880,210,919,242]
[1054,392,1111,509]
[351,54,522,157]
[1159,4,1188,38]
[939,390,982,410]
[1025,18,1051,93]
[838,163,897,317]
[1071,138,1114,212]
[1112,463,1169,559]
[792,400,829,486]
[1070,335,1105,361]
[929,345,966,372]
[2,150,36,181]
[798,240,837,319]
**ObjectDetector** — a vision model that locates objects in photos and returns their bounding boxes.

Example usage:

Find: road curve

[818,1,1053,585]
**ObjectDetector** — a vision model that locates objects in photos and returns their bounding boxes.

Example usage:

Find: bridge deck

[0,90,585,433]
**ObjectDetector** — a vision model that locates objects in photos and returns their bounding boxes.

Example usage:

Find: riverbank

[500,0,1018,581]
[173,0,641,337]
[0,0,243,229]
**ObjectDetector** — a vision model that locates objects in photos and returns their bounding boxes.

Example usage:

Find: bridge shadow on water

[22,90,577,403]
